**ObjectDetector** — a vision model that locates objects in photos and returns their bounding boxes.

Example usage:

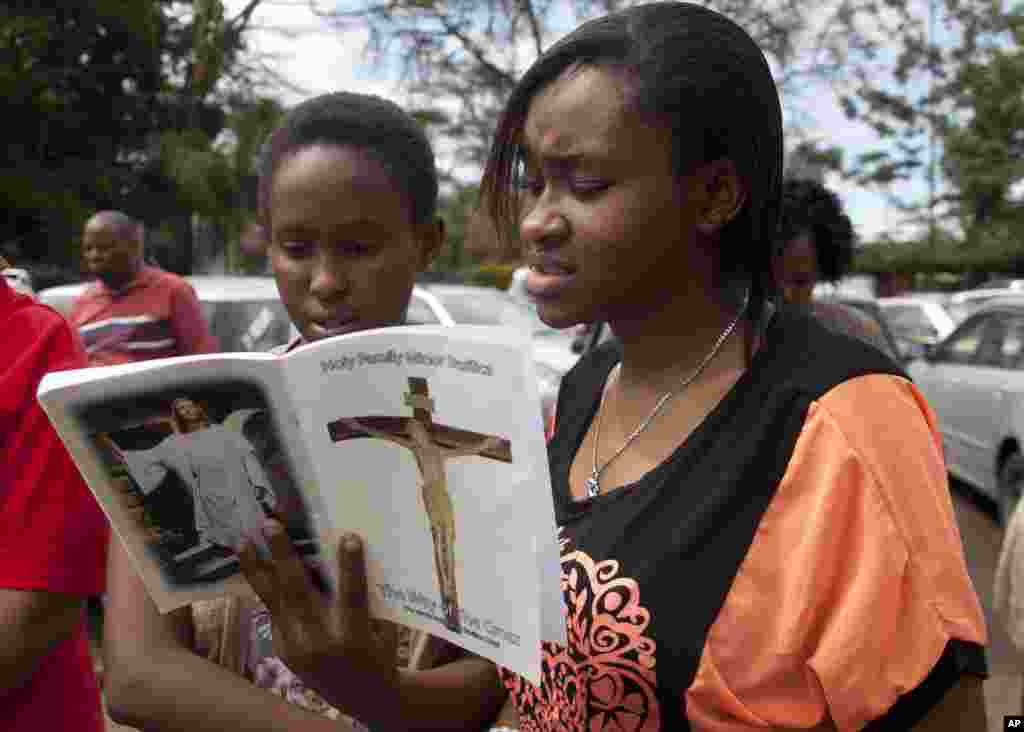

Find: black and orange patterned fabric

[503,308,987,731]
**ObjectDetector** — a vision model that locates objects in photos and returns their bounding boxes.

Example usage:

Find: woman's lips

[526,261,577,299]
[308,318,362,340]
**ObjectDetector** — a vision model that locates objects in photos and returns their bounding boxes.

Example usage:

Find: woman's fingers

[264,521,328,621]
[236,535,281,616]
[336,533,371,619]
[373,618,400,658]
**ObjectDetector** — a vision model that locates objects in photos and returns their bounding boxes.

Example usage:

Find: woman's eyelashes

[277,239,376,259]
[518,173,611,198]
[571,179,611,196]
[278,239,314,259]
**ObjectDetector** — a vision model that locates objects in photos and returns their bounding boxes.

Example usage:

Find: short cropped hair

[257,92,439,228]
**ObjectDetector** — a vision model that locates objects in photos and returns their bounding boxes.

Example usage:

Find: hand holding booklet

[37,325,565,683]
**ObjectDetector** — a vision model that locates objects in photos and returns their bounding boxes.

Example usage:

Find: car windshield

[949,296,997,323]
[406,294,441,325]
[883,304,935,336]
[975,279,1024,290]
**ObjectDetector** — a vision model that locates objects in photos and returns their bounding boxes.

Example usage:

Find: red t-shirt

[0,280,109,731]
[69,265,219,367]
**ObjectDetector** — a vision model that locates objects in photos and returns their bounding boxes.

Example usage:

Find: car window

[934,315,990,365]
[406,294,441,325]
[433,290,550,334]
[997,316,1024,370]
[38,290,79,315]
[883,304,935,337]
[435,292,519,325]
[832,299,901,359]
[958,296,998,320]
[201,300,293,352]
[974,316,1009,368]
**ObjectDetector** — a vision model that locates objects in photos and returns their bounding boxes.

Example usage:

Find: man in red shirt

[0,260,110,731]
[70,210,219,366]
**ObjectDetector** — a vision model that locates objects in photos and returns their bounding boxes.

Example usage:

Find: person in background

[69,210,219,366]
[772,179,853,307]
[0,254,109,732]
[772,178,897,357]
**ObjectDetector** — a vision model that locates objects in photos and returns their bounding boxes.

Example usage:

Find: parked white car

[878,296,957,360]
[972,278,1024,292]
[425,283,583,435]
[505,265,531,306]
[907,296,1024,523]
[947,288,1017,324]
[2,267,34,297]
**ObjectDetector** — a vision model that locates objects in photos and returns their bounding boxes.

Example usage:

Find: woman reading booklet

[99,91,507,732]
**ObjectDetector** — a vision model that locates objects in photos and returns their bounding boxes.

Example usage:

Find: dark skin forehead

[270,144,415,237]
[523,66,632,167]
[84,211,140,245]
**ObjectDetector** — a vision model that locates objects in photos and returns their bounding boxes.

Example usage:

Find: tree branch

[517,0,545,57]
[228,0,265,33]
[433,13,518,90]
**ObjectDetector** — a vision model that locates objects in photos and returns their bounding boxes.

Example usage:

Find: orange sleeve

[687,374,986,731]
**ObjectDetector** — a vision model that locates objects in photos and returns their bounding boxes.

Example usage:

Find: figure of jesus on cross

[326,377,512,633]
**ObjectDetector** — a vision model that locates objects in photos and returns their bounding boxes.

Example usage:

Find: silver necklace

[586,287,751,498]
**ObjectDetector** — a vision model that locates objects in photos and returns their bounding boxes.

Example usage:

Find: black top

[503,307,986,731]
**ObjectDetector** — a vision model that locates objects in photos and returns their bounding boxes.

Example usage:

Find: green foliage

[785,140,844,180]
[841,0,1014,215]
[855,228,1024,274]
[433,183,486,273]
[939,14,1024,242]
[467,262,518,290]
[158,129,235,215]
[1,1,271,273]
[0,3,166,264]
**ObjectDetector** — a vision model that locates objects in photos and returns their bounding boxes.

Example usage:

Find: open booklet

[38,325,565,683]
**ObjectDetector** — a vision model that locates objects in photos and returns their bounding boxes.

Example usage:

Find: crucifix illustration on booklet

[326,376,513,633]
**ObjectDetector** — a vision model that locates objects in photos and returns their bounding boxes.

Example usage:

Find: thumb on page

[336,533,370,618]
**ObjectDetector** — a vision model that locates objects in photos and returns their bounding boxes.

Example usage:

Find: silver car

[424,284,582,437]
[908,296,1024,523]
[878,295,957,360]
[947,288,1017,324]
[2,267,34,297]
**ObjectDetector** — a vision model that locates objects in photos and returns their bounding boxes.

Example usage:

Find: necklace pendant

[585,472,601,498]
